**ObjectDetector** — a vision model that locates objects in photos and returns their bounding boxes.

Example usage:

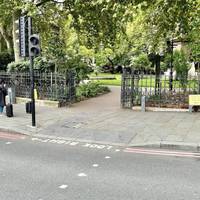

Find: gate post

[141,96,146,112]
[121,68,126,108]
[130,68,134,108]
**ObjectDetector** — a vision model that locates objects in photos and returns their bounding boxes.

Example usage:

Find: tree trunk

[0,27,13,53]
[5,37,12,52]
[0,34,4,52]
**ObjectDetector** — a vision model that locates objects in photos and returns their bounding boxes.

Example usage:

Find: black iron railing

[121,69,200,109]
[0,71,76,105]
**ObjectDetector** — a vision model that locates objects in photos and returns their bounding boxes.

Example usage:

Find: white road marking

[92,164,99,167]
[59,185,68,189]
[105,156,111,159]
[78,173,87,177]
[115,149,120,152]
[31,137,116,152]
[69,142,79,146]
[6,142,12,145]
[32,138,79,146]
[83,143,113,150]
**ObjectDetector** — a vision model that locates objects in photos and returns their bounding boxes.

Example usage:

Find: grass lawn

[89,73,199,89]
[89,73,121,86]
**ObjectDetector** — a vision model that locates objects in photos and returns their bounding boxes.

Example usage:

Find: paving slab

[0,86,200,151]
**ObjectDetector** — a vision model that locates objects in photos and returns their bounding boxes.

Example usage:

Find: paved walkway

[1,86,200,151]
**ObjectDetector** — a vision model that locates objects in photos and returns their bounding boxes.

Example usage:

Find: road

[0,132,200,200]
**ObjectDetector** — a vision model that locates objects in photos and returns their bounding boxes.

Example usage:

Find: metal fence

[121,69,200,109]
[0,71,76,105]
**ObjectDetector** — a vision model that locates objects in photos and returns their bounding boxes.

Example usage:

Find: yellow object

[34,89,38,100]
[189,95,200,105]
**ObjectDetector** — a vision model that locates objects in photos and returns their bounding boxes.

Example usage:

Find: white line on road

[105,156,111,159]
[78,173,87,177]
[6,142,12,145]
[92,164,99,167]
[115,149,120,152]
[59,185,68,189]
[83,143,113,150]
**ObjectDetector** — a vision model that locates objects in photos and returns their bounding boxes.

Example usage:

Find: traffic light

[15,16,29,57]
[29,34,40,57]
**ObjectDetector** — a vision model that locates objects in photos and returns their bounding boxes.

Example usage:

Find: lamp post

[148,52,163,95]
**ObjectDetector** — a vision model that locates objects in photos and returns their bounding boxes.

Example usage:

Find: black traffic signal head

[29,34,40,56]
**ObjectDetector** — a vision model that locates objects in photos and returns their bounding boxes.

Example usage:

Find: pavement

[1,86,200,151]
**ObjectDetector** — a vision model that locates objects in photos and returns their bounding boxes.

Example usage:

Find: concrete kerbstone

[16,97,59,108]
[160,141,198,151]
[128,141,199,152]
[132,106,189,112]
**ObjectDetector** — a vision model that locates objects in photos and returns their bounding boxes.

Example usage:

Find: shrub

[7,60,30,72]
[7,57,55,72]
[130,53,151,71]
[63,55,92,84]
[76,82,110,100]
[173,50,190,88]
[34,57,55,72]
[0,51,14,71]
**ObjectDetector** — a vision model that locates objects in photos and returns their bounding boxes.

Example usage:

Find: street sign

[189,95,200,106]
[18,16,29,57]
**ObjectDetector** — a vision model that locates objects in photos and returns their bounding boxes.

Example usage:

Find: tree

[0,0,199,69]
[173,50,190,88]
[130,53,150,71]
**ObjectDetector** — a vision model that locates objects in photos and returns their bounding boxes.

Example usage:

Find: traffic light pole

[28,17,36,127]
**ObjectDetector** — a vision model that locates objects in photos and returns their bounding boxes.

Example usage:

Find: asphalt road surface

[0,132,200,200]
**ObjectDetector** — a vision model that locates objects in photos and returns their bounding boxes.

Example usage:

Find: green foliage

[113,53,133,67]
[130,53,151,70]
[94,48,113,66]
[76,82,110,99]
[145,0,199,43]
[189,42,200,63]
[161,53,171,72]
[0,0,199,71]
[7,57,55,72]
[7,60,29,72]
[0,51,14,71]
[173,50,190,88]
[34,57,55,72]
[64,55,92,84]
